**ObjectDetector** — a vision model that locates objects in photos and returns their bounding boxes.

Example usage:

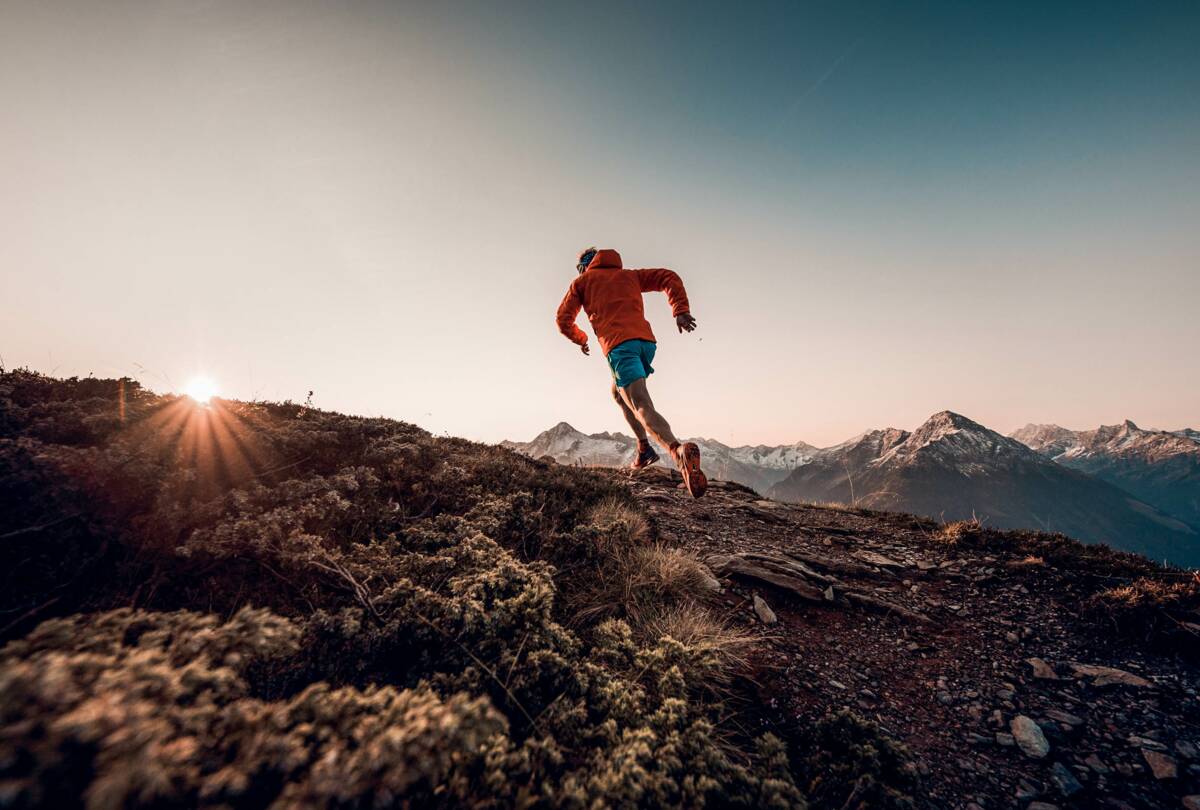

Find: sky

[2,0,1198,447]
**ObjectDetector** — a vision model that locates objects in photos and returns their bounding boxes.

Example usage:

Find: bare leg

[619,377,680,451]
[611,383,648,442]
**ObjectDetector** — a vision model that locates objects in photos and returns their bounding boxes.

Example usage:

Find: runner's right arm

[555,280,590,350]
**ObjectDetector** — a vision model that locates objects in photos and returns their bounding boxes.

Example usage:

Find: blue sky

[2,0,1197,445]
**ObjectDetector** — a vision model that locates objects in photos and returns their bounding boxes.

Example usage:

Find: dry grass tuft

[624,545,719,609]
[564,537,720,628]
[937,517,984,545]
[586,497,651,552]
[1084,575,1200,657]
[638,602,756,686]
[569,543,719,626]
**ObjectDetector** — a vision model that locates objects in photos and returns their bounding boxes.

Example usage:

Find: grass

[936,517,985,545]
[1084,574,1200,657]
[564,499,754,687]
[637,603,756,688]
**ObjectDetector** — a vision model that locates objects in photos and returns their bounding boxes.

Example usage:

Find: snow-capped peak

[876,411,1039,472]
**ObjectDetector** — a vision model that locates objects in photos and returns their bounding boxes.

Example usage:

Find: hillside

[769,412,1200,568]
[1,371,1198,809]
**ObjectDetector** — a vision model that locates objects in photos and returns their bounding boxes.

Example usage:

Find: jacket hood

[586,249,623,271]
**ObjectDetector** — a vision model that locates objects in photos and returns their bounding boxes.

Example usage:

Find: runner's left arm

[634,268,691,317]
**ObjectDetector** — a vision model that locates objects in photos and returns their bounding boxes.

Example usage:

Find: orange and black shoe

[631,443,659,470]
[673,442,707,498]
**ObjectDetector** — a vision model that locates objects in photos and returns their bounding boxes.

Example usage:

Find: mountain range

[503,413,1200,567]
[499,422,817,493]
[1011,420,1200,530]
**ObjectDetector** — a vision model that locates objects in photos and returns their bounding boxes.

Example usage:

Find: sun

[183,375,219,404]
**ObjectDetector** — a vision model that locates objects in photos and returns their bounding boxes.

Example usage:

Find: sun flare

[184,375,219,404]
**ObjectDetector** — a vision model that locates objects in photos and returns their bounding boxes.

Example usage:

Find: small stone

[1131,735,1168,751]
[1005,631,1020,643]
[1027,803,1059,810]
[697,565,722,594]
[1044,709,1083,727]
[1015,778,1041,800]
[1084,753,1109,773]
[851,549,904,568]
[937,691,954,706]
[1142,749,1178,779]
[1048,761,1083,797]
[1176,740,1198,759]
[823,585,835,601]
[752,594,778,625]
[1181,795,1200,810]
[1011,715,1050,759]
[1025,657,1059,680]
[996,732,1015,746]
[1069,662,1151,688]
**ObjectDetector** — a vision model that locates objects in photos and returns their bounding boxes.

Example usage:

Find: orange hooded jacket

[556,249,691,356]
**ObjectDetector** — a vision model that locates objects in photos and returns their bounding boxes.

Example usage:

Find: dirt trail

[619,466,1200,809]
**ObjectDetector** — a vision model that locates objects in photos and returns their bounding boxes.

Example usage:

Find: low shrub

[798,710,918,810]
[0,370,805,807]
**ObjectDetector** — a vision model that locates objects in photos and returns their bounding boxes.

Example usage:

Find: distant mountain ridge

[769,411,1198,567]
[1011,420,1200,530]
[500,422,816,493]
[506,413,1200,567]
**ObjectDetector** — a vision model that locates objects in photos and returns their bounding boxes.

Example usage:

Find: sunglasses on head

[577,250,597,269]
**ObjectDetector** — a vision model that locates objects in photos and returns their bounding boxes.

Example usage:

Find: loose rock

[1010,715,1050,759]
[1048,762,1082,797]
[1142,749,1178,779]
[1025,657,1059,680]
[753,594,778,625]
[1069,662,1152,688]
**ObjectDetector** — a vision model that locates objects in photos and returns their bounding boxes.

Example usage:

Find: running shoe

[674,442,707,498]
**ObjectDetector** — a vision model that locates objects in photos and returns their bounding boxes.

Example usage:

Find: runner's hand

[580,343,590,356]
[676,312,697,333]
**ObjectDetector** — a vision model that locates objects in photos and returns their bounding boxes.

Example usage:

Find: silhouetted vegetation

[0,370,805,807]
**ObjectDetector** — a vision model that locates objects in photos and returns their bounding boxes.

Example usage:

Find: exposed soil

[619,466,1200,810]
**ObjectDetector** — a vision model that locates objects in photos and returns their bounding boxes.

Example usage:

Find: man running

[556,247,707,498]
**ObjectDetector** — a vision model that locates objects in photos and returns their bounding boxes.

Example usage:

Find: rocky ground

[617,466,1200,810]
